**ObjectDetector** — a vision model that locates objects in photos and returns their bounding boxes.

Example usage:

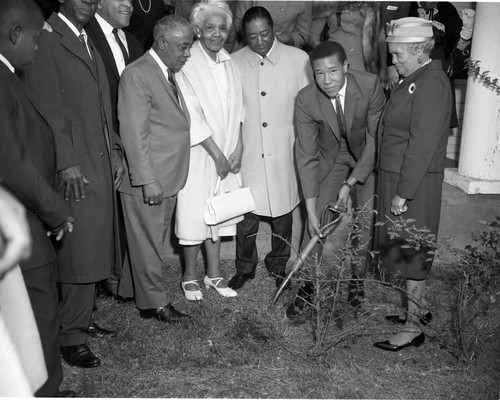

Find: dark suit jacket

[295,69,385,199]
[86,17,144,133]
[118,51,190,198]
[378,60,452,200]
[20,13,122,283]
[0,63,70,272]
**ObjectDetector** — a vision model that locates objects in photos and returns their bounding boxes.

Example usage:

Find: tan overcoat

[232,41,313,217]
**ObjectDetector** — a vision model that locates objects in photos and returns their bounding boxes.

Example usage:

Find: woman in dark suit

[373,17,452,351]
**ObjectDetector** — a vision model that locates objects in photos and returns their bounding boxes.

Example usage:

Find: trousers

[304,143,375,278]
[235,210,294,277]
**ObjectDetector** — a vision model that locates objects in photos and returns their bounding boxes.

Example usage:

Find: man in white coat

[229,6,313,290]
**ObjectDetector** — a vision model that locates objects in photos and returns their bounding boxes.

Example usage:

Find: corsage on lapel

[408,82,416,94]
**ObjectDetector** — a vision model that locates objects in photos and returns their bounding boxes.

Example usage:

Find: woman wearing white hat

[374,17,452,351]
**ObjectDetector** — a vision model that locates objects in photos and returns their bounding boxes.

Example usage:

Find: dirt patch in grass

[61,257,500,399]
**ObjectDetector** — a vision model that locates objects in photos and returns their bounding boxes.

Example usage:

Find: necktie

[167,69,179,102]
[112,28,129,64]
[78,33,93,60]
[335,94,347,138]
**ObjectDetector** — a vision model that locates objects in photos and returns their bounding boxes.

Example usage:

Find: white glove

[460,9,475,40]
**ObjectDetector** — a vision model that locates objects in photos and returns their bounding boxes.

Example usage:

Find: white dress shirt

[95,13,129,75]
[331,77,347,112]
[58,12,93,59]
[0,53,15,73]
[149,48,170,83]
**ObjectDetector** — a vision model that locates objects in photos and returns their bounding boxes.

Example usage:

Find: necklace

[138,0,151,14]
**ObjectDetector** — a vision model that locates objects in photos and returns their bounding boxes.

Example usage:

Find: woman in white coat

[175,1,244,300]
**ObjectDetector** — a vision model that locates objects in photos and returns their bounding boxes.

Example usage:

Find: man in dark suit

[290,41,385,316]
[21,0,125,368]
[86,0,143,300]
[0,0,75,395]
[117,15,192,322]
[86,0,143,134]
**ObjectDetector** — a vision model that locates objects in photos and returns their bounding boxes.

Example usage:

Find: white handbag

[204,175,255,226]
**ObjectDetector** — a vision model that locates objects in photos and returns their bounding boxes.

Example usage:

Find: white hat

[386,17,434,43]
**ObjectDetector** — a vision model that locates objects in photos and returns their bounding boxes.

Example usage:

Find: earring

[417,55,422,64]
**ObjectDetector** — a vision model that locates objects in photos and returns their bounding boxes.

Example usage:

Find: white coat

[175,41,245,244]
[232,41,313,217]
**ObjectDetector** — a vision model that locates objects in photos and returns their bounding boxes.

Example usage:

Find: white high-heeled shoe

[181,280,203,301]
[203,276,237,297]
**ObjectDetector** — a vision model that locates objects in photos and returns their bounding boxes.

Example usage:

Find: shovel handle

[269,206,343,307]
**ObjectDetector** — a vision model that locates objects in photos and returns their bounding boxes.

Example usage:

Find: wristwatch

[342,180,353,190]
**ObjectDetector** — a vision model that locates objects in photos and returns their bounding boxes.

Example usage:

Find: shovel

[270,204,344,307]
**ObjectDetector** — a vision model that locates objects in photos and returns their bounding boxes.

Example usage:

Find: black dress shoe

[373,332,425,352]
[55,390,77,397]
[139,303,190,323]
[60,344,101,368]
[227,273,250,290]
[87,321,117,339]
[385,311,433,326]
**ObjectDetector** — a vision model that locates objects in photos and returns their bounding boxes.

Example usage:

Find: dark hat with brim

[386,17,434,43]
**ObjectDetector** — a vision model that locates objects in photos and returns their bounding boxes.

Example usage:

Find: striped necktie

[167,69,179,102]
[78,33,93,60]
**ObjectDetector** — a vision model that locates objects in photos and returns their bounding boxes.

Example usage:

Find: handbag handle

[213,174,243,195]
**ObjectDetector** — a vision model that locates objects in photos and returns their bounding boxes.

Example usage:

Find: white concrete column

[444,3,500,194]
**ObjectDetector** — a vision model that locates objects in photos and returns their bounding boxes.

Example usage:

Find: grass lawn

[60,255,500,399]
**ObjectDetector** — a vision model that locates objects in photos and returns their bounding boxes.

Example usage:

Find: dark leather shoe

[374,332,425,352]
[227,273,250,290]
[60,344,101,368]
[87,322,117,339]
[55,390,77,397]
[139,303,190,323]
[385,311,433,326]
